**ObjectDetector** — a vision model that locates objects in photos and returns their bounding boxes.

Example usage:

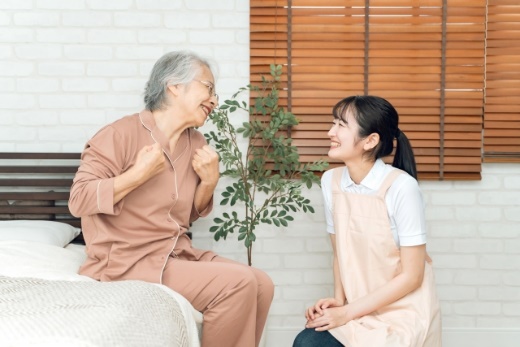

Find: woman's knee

[253,267,274,300]
[230,266,258,295]
[293,328,316,347]
[293,328,343,347]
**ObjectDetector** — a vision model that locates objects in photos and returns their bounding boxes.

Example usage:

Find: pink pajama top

[69,110,215,284]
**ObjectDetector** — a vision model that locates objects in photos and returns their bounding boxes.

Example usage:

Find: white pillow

[0,240,90,281]
[0,220,81,247]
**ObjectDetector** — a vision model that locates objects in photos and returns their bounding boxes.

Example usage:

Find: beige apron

[329,167,442,347]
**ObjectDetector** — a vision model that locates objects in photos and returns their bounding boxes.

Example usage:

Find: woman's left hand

[192,145,219,185]
[305,304,350,331]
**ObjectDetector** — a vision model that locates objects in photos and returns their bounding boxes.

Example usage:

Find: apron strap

[331,167,345,217]
[331,167,344,193]
[376,168,404,199]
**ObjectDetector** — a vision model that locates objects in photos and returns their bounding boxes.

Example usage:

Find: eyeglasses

[197,80,219,103]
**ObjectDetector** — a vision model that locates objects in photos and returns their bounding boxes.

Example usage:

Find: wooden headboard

[0,152,192,242]
[0,152,83,243]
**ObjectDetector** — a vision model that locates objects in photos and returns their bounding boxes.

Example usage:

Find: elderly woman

[69,50,274,347]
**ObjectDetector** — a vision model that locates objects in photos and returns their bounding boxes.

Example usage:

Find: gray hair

[143,50,213,111]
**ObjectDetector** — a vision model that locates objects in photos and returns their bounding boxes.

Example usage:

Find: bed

[0,152,202,347]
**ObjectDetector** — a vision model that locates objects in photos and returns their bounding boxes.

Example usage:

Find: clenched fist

[192,145,219,186]
[133,142,166,183]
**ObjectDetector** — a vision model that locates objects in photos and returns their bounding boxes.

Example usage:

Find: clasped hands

[305,298,350,331]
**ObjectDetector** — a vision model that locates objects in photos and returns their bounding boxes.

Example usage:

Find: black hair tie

[395,128,402,139]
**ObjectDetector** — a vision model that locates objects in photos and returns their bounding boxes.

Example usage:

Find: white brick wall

[1,1,519,346]
[0,0,248,153]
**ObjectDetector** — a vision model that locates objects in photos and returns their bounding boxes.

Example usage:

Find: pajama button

[167,218,173,222]
[171,194,176,199]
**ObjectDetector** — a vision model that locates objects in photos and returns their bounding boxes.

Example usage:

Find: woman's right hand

[305,297,344,321]
[132,142,165,183]
[112,143,165,205]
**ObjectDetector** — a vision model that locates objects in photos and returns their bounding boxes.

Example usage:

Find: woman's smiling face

[175,64,218,128]
[327,108,366,163]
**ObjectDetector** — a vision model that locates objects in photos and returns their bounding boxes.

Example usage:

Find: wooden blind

[251,0,487,180]
[484,0,520,162]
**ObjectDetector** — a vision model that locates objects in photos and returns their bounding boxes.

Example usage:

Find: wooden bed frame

[0,152,192,242]
[0,152,84,243]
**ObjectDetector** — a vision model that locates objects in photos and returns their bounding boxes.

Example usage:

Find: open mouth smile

[200,105,211,116]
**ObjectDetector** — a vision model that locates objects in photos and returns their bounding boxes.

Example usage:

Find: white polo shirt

[321,159,427,248]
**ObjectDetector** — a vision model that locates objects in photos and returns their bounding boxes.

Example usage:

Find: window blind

[251,0,488,180]
[484,0,520,162]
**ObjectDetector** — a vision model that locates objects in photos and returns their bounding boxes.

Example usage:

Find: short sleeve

[321,170,335,234]
[389,175,427,247]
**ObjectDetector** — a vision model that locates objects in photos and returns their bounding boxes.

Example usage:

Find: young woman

[69,51,274,347]
[293,95,441,347]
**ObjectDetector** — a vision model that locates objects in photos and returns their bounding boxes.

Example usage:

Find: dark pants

[293,328,344,347]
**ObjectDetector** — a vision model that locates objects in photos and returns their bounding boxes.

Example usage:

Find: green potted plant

[204,64,328,266]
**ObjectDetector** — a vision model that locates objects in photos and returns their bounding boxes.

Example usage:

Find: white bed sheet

[0,240,203,347]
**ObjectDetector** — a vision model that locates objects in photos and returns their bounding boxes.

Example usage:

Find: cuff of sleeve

[399,234,427,247]
[196,197,213,218]
[97,177,123,215]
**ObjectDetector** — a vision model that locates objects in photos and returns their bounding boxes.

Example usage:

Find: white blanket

[0,241,203,347]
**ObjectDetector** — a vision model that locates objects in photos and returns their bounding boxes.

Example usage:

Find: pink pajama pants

[162,255,274,347]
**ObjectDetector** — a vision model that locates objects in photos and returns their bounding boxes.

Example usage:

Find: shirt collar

[138,109,170,150]
[138,109,155,130]
[138,109,190,162]
[343,159,386,191]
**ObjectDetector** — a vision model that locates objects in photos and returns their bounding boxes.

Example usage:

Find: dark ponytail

[332,95,418,179]
[393,129,417,179]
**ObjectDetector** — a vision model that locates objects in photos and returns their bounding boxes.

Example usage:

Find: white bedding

[0,240,203,347]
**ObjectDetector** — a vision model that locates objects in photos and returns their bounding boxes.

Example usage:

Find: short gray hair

[143,50,212,111]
